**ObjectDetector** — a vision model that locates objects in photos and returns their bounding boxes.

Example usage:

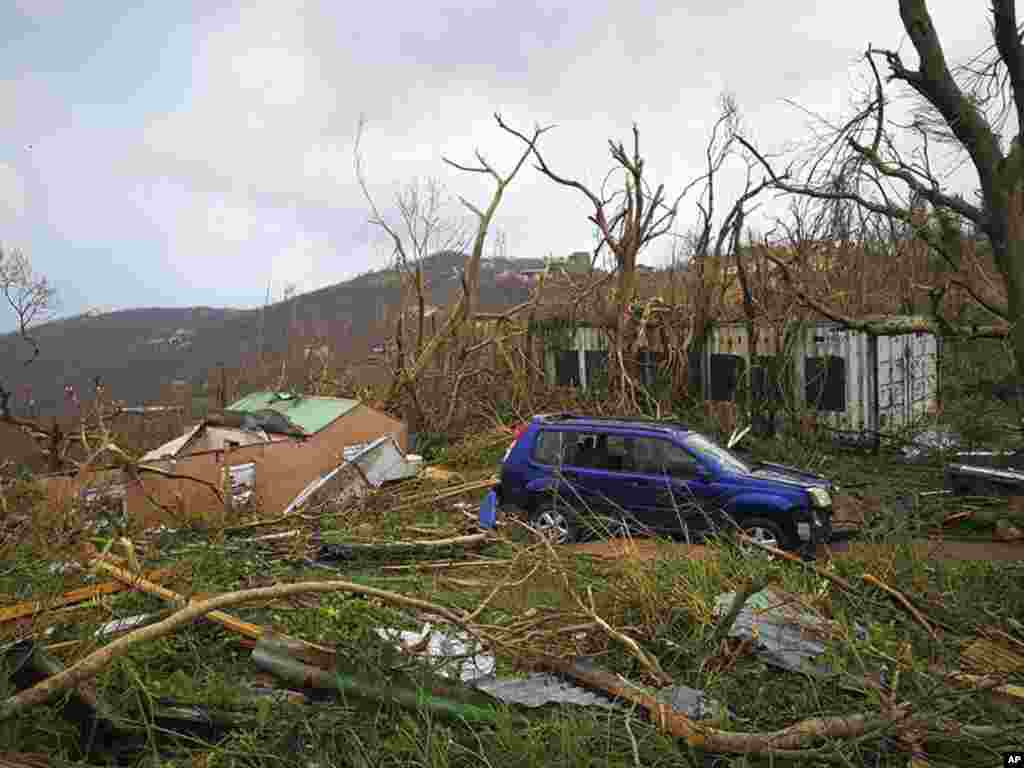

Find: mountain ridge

[0,252,545,419]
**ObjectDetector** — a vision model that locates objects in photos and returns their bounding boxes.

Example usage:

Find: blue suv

[495,414,835,554]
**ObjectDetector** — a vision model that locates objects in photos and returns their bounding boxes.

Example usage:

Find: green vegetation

[0,423,1020,766]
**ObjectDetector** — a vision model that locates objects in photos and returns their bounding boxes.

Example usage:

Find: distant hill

[0,252,545,420]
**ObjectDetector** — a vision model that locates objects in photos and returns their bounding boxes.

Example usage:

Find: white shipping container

[703,320,940,443]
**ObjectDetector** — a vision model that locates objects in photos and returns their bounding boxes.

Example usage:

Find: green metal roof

[227,392,359,435]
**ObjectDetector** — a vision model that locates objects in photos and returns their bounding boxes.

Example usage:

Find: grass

[0,430,1021,766]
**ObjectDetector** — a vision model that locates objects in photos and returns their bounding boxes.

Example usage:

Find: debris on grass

[711,588,854,675]
[375,623,495,682]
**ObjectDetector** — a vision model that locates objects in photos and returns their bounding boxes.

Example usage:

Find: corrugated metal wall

[876,333,940,431]
[704,320,940,442]
[795,324,874,435]
[544,326,610,389]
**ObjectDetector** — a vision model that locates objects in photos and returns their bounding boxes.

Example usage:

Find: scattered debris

[375,623,495,682]
[472,673,615,709]
[343,435,423,484]
[282,462,370,517]
[93,614,155,638]
[946,462,1024,497]
[994,519,1024,541]
[712,588,848,675]
[901,429,961,461]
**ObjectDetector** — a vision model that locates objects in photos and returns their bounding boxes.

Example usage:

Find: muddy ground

[567,536,1024,562]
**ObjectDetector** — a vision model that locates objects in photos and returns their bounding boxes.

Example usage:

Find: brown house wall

[41,404,407,528]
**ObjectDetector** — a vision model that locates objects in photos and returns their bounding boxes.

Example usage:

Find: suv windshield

[683,433,750,474]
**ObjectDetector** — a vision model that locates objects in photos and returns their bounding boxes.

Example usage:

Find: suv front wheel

[530,501,578,545]
[735,517,792,555]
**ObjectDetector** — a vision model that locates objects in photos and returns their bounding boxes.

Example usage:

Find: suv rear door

[530,428,615,514]
[564,431,677,534]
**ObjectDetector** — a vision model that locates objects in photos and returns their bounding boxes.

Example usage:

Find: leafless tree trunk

[0,246,55,421]
[678,95,771,410]
[355,114,549,429]
[499,118,682,409]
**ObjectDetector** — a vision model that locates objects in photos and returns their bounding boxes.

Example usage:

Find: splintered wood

[0,569,175,625]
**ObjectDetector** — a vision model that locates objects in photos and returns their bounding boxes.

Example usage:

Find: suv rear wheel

[530,501,577,545]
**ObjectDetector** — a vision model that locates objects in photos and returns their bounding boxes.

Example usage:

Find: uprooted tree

[738,0,1024,382]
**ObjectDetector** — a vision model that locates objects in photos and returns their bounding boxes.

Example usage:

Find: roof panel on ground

[227,391,359,435]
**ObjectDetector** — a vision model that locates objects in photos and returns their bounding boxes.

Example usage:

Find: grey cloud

[0,0,996,327]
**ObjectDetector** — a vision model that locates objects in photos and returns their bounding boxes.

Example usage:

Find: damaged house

[43,391,407,525]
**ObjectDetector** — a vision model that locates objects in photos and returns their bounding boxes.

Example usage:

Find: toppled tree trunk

[0,573,474,720]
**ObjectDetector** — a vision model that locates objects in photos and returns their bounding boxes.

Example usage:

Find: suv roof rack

[536,413,690,432]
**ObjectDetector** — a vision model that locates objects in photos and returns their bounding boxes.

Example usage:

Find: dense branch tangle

[355,114,550,430]
[728,0,1024,365]
[498,116,685,410]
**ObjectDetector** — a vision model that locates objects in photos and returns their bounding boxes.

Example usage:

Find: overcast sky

[0,0,992,330]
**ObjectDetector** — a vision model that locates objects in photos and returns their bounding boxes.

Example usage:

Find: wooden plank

[0,568,175,624]
[92,560,264,640]
[92,560,337,666]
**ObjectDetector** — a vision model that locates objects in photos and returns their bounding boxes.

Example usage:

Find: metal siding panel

[907,333,939,420]
[806,323,851,431]
[575,326,608,351]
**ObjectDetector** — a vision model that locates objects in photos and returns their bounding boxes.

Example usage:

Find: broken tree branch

[0,574,475,720]
[863,572,939,641]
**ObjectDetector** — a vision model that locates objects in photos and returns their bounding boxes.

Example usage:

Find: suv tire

[735,517,792,555]
[529,500,578,545]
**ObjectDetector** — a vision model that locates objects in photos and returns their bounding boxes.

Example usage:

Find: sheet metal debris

[282,436,422,517]
[374,624,721,715]
[282,462,369,516]
[94,614,154,638]
[344,435,422,485]
[375,624,495,682]
[901,429,960,461]
[472,673,613,709]
[713,589,848,676]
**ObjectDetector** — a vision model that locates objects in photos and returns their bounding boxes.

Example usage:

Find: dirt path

[567,539,713,562]
[842,537,1024,563]
[566,537,1024,563]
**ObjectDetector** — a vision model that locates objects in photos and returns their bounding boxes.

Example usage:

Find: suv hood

[746,462,832,491]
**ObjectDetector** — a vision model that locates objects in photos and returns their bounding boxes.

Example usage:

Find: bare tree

[499,118,683,408]
[0,246,56,420]
[354,114,550,428]
[737,1,1024,378]
[354,120,470,361]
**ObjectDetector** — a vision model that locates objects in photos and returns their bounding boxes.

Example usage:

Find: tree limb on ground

[0,575,474,720]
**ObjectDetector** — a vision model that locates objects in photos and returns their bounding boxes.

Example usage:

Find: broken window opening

[805,355,846,412]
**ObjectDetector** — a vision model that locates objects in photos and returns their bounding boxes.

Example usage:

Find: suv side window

[630,437,700,478]
[588,433,633,472]
[660,440,702,479]
[564,432,601,468]
[532,430,564,465]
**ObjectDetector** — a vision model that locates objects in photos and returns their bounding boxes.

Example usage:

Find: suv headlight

[807,487,831,509]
